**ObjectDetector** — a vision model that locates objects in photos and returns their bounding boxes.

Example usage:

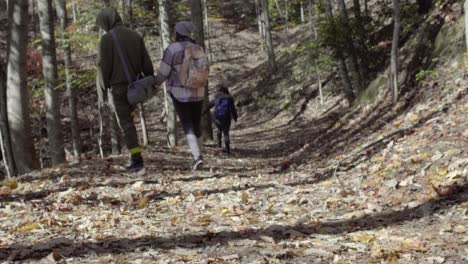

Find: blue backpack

[214,97,230,120]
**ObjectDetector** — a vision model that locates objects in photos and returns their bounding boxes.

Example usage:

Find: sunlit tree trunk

[7,0,40,174]
[391,0,400,104]
[324,0,355,104]
[158,0,177,147]
[191,0,213,140]
[202,0,213,63]
[255,0,265,50]
[38,0,66,165]
[261,0,277,72]
[464,0,468,53]
[0,63,16,178]
[56,0,81,160]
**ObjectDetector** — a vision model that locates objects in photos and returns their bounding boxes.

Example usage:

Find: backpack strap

[110,30,133,84]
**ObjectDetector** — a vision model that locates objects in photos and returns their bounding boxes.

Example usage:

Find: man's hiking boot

[126,153,145,174]
[192,156,203,171]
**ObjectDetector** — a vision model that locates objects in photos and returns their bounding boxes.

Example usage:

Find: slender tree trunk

[7,0,40,174]
[352,0,370,79]
[274,0,284,19]
[138,104,149,146]
[158,0,177,147]
[202,0,213,63]
[126,0,133,28]
[337,0,363,92]
[56,0,81,160]
[72,0,78,23]
[391,0,400,104]
[0,63,16,178]
[311,24,324,105]
[191,0,213,141]
[325,0,355,104]
[38,0,66,165]
[464,0,468,53]
[261,0,277,72]
[300,1,305,24]
[108,90,121,154]
[256,0,266,51]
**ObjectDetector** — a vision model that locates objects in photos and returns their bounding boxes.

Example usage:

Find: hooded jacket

[96,7,154,90]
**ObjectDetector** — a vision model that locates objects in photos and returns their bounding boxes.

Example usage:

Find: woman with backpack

[205,85,238,154]
[154,21,209,170]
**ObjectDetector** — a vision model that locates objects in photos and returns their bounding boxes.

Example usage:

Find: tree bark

[202,0,213,63]
[38,0,66,165]
[108,90,121,154]
[390,0,400,104]
[300,0,305,24]
[191,0,213,141]
[337,0,363,92]
[56,0,81,160]
[138,104,149,146]
[7,0,40,174]
[0,62,16,178]
[158,0,177,147]
[465,0,468,53]
[126,0,133,28]
[256,0,266,51]
[261,0,277,73]
[324,0,355,104]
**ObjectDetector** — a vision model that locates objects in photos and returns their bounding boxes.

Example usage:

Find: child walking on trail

[206,85,238,154]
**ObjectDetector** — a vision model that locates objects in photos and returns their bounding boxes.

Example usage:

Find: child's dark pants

[215,118,231,153]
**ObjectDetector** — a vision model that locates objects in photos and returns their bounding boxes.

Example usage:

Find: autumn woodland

[0,0,467,263]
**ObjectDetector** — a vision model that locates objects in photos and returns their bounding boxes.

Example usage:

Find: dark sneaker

[192,157,203,171]
[125,154,145,174]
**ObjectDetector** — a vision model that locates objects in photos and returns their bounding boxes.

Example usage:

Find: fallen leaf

[4,180,18,190]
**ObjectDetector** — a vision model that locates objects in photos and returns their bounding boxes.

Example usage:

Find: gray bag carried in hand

[110,30,156,105]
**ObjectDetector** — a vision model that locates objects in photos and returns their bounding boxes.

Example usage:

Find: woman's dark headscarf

[96,7,123,32]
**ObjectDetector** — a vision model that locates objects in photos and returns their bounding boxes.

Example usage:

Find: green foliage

[415,69,438,82]
[318,16,350,58]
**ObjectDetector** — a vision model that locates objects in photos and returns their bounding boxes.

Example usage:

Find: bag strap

[110,30,133,84]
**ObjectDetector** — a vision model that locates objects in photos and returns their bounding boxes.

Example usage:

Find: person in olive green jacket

[96,7,154,173]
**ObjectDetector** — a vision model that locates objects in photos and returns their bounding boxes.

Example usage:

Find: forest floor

[1,13,468,264]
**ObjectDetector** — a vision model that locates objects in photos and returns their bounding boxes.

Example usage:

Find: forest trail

[1,19,467,263]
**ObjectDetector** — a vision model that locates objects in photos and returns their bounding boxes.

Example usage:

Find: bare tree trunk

[465,0,468,53]
[337,0,363,92]
[191,0,213,141]
[108,90,121,154]
[72,0,78,22]
[126,0,133,28]
[38,0,66,165]
[352,0,370,79]
[202,0,213,63]
[7,0,40,174]
[0,63,16,178]
[311,24,324,105]
[56,0,81,160]
[391,0,400,104]
[324,0,355,104]
[273,0,284,19]
[300,1,305,24]
[255,0,266,51]
[97,77,105,158]
[158,0,177,147]
[138,104,149,146]
[261,0,277,73]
